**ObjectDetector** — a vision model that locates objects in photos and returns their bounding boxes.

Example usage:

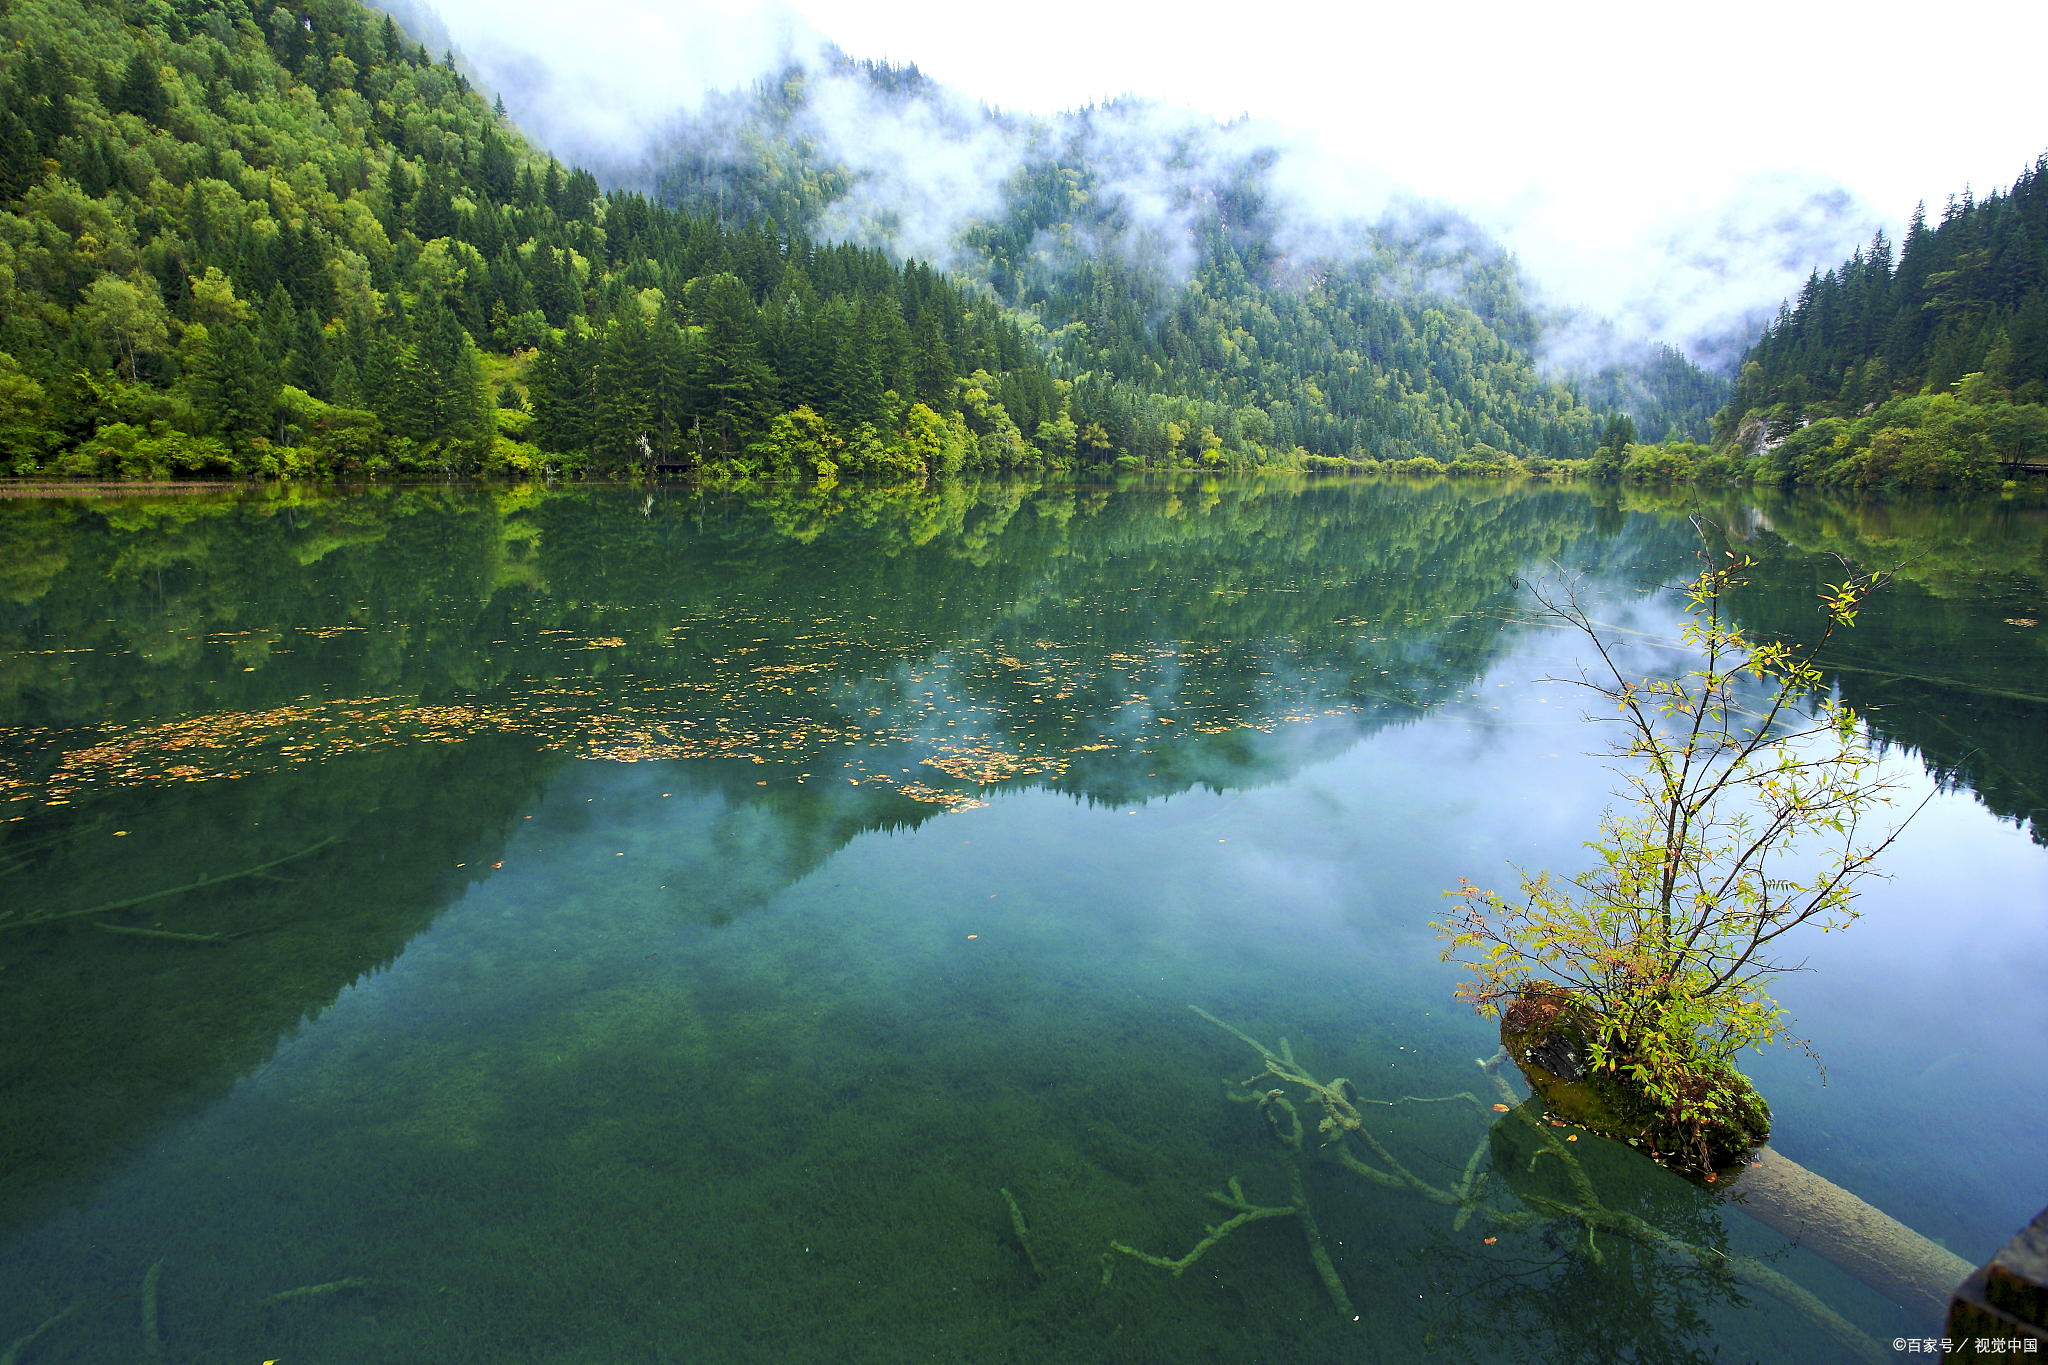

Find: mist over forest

[466,27,1749,451]
[507,42,1741,433]
[452,0,1887,377]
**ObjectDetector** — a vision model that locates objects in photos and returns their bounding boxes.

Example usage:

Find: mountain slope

[1710,155,2048,486]
[0,0,1059,479]
[0,0,1721,481]
[634,61,1729,466]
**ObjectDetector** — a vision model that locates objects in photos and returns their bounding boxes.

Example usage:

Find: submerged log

[1500,984,1770,1179]
[1727,1146,1975,1324]
[1496,985,1975,1324]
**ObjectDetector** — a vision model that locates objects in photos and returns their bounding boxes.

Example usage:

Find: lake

[2,476,2043,1364]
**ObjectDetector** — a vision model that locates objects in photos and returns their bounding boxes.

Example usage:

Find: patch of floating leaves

[25,698,527,800]
[921,744,1067,786]
[894,782,988,811]
[2,616,1366,814]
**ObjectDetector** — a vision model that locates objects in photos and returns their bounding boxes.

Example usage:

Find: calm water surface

[1,477,2043,1363]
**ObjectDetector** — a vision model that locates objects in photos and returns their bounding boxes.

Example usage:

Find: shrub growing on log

[1435,523,1916,1176]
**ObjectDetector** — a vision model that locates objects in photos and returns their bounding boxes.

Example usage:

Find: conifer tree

[285,307,331,397]
[114,48,167,124]
[594,304,656,469]
[688,273,776,455]
[188,322,279,454]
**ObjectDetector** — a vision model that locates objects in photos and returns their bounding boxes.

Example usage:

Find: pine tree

[188,321,278,452]
[0,106,37,201]
[688,273,776,454]
[1992,222,2038,309]
[414,170,456,242]
[649,318,692,463]
[529,326,600,460]
[543,159,563,218]
[478,134,516,206]
[331,354,364,410]
[258,283,295,364]
[828,298,885,425]
[594,304,656,471]
[911,309,955,410]
[284,306,331,397]
[364,328,425,442]
[418,300,490,459]
[75,137,110,197]
[114,49,167,124]
[281,221,334,317]
[532,244,572,326]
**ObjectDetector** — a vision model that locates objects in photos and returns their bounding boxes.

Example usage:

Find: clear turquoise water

[1,478,2042,1363]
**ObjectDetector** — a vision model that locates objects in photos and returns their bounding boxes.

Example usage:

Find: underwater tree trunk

[1728,1145,1975,1323]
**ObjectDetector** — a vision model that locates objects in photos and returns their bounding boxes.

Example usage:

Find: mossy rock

[1499,983,1769,1185]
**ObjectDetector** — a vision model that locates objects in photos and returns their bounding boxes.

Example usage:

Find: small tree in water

[1435,526,1915,1176]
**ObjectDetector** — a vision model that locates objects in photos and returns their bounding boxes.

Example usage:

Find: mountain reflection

[1,478,1624,813]
[1,475,2040,1249]
[1698,487,2048,843]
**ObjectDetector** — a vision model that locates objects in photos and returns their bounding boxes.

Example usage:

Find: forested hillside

[959,145,1603,468]
[0,0,539,476]
[0,0,1059,479]
[0,0,1734,482]
[1573,343,1728,445]
[640,65,1736,472]
[1699,155,2048,488]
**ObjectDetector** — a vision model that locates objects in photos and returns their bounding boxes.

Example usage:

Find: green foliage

[1611,441,1739,486]
[1013,216,1610,470]
[0,0,577,477]
[514,250,1062,478]
[0,0,1705,484]
[1741,389,2048,489]
[756,403,840,479]
[1724,161,2048,423]
[1436,538,1909,1154]
[0,352,59,472]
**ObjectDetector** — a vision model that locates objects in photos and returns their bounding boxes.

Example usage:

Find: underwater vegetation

[1111,1010,1884,1361]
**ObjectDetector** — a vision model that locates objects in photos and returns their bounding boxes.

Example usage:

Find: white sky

[793,0,2046,215]
[426,0,2048,357]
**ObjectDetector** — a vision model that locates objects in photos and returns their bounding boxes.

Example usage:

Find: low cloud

[1507,169,1883,374]
[413,0,824,173]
